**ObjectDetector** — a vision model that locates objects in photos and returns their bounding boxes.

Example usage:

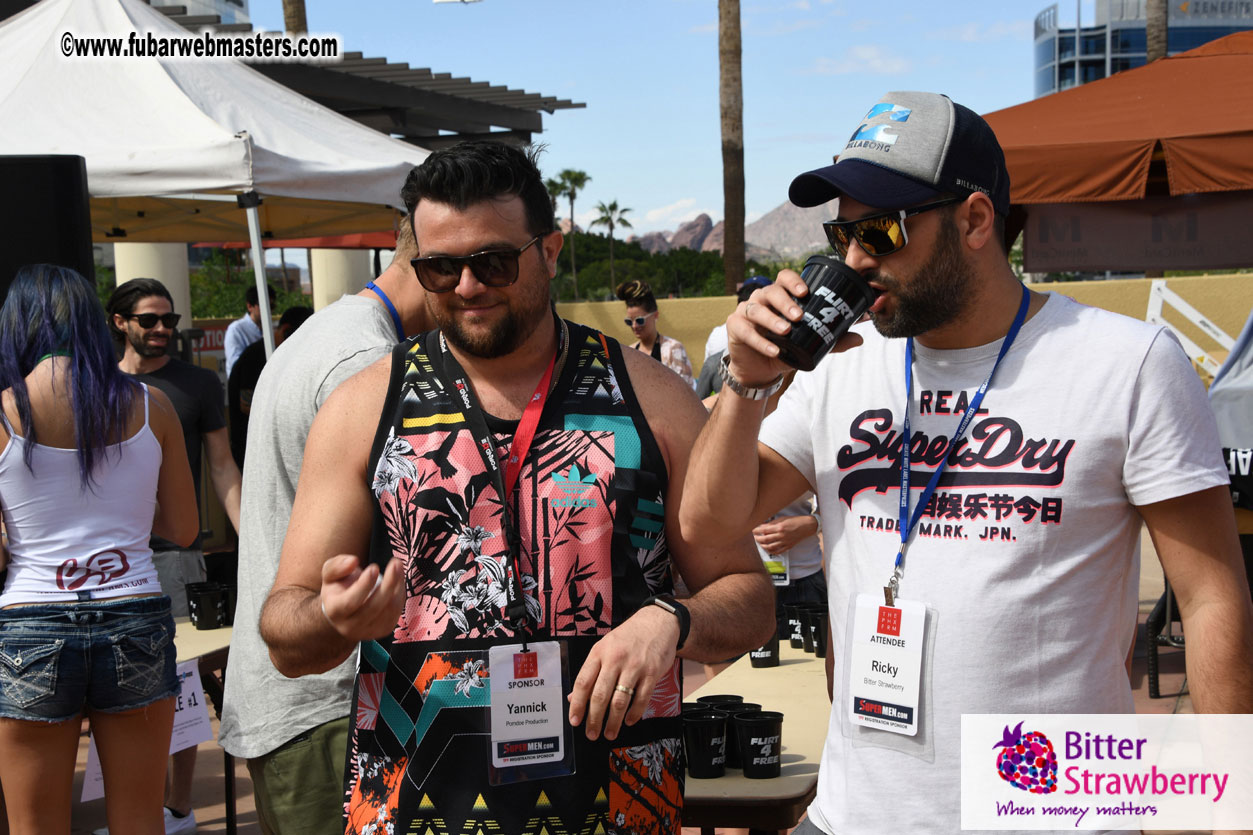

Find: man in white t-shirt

[681,91,1253,834]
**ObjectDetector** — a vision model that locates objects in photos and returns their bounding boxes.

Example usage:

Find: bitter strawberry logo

[56,549,130,590]
[994,721,1058,794]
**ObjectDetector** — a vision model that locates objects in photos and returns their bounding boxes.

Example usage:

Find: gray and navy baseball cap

[789,91,1011,217]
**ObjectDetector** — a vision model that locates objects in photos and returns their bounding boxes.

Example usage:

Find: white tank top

[0,385,163,606]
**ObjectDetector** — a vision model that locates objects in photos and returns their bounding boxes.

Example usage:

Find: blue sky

[250,0,1093,237]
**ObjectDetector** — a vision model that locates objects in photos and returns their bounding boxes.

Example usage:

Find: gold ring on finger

[614,684,635,696]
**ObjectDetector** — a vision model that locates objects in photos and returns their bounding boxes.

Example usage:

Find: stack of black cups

[682,695,784,779]
[185,581,237,630]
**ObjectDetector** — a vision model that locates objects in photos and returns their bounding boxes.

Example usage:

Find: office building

[1034,0,1253,97]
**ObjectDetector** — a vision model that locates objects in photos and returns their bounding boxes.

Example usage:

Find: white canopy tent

[0,0,429,353]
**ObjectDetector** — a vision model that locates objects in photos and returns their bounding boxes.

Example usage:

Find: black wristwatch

[643,594,691,651]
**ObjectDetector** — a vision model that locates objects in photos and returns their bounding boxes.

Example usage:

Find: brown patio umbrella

[984,30,1253,206]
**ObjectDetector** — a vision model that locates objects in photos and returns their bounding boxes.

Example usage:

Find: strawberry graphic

[993,722,1058,794]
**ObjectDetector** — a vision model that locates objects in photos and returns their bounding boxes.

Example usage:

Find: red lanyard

[502,350,557,500]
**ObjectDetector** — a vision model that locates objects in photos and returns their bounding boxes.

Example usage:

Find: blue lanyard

[366,281,405,342]
[887,284,1031,605]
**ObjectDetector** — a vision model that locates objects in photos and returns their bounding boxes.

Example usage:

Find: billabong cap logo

[994,721,1059,794]
[849,123,900,146]
[846,101,912,150]
[552,464,598,496]
[864,103,912,122]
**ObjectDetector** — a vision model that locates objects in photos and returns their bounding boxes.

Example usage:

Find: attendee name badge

[848,594,926,736]
[762,552,789,586]
[488,642,566,768]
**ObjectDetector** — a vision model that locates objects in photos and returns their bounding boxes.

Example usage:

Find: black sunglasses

[822,197,962,259]
[123,312,181,329]
[410,235,544,294]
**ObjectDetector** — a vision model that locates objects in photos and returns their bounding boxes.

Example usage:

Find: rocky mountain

[701,220,723,252]
[670,213,714,251]
[631,231,671,254]
[625,198,835,261]
[700,221,775,262]
[744,198,839,258]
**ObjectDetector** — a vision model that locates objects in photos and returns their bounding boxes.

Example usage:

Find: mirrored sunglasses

[410,235,543,294]
[822,197,962,259]
[125,312,181,329]
[624,312,657,327]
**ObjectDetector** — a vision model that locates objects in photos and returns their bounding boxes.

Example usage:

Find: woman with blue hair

[0,265,197,834]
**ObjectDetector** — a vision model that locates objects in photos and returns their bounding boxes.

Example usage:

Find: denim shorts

[0,595,179,723]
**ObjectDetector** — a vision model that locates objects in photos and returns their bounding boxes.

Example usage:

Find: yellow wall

[558,296,743,369]
[557,274,1253,370]
[1032,274,1252,370]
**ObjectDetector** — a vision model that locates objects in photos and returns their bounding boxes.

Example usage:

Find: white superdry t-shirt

[759,293,1228,834]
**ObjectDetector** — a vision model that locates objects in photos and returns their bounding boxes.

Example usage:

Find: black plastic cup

[784,605,805,649]
[805,607,829,658]
[186,582,224,630]
[716,703,761,768]
[682,710,727,778]
[799,607,817,654]
[695,694,743,706]
[749,632,781,668]
[736,710,784,779]
[762,255,879,372]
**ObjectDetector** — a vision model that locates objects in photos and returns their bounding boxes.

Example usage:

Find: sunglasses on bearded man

[822,196,962,259]
[122,312,181,329]
[409,235,544,294]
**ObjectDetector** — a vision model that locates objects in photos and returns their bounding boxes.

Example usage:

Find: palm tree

[590,201,633,284]
[1146,0,1167,63]
[719,0,745,295]
[282,0,307,33]
[558,169,590,298]
[544,177,564,219]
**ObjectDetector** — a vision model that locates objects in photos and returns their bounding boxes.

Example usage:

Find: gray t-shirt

[218,294,399,758]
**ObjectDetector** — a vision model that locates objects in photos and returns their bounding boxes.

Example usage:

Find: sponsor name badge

[488,641,566,768]
[762,552,790,586]
[848,593,925,736]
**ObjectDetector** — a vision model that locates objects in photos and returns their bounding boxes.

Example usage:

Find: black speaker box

[0,155,95,306]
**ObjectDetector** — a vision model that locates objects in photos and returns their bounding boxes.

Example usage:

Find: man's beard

[430,280,552,360]
[867,213,975,340]
[125,325,168,359]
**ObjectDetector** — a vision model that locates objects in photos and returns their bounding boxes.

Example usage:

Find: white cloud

[787,0,811,9]
[688,21,717,34]
[802,45,910,75]
[926,20,1032,43]
[642,198,716,229]
[645,198,697,225]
